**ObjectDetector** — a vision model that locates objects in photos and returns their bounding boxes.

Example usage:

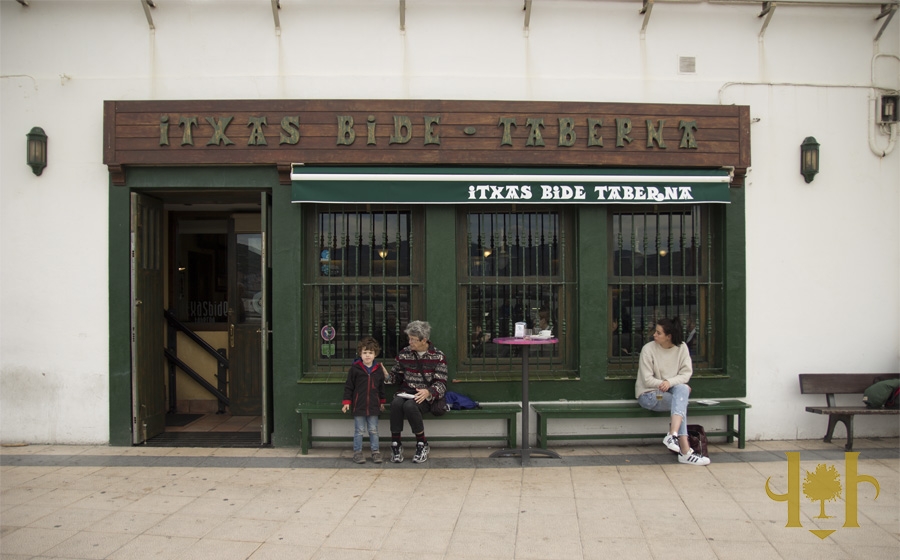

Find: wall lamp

[800,136,819,183]
[378,248,388,259]
[27,127,47,176]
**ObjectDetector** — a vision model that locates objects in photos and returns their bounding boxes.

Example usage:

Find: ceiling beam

[640,0,654,35]
[141,0,156,31]
[758,2,776,38]
[875,3,897,41]
[272,0,281,32]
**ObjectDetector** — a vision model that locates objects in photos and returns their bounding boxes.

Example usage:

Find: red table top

[493,336,558,345]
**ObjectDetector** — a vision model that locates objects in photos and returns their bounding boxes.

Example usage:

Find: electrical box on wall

[877,94,899,124]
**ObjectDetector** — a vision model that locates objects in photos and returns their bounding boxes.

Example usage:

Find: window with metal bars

[305,205,423,376]
[608,205,723,378]
[457,208,576,381]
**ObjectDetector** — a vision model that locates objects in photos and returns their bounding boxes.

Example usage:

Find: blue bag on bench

[445,391,480,410]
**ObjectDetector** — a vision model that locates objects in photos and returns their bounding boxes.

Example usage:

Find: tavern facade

[1,1,897,448]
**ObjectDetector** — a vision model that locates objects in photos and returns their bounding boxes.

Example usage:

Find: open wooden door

[228,215,263,418]
[131,193,166,444]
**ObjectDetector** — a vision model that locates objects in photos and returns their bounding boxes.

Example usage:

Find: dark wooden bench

[533,399,751,449]
[799,373,900,451]
[295,403,521,455]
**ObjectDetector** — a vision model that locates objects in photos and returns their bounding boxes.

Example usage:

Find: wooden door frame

[108,168,279,446]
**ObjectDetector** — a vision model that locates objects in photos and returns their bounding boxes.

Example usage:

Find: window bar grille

[557,211,565,344]
[393,211,402,356]
[314,214,322,360]
[352,211,361,345]
[325,209,334,358]
[504,214,513,342]
[480,213,492,368]
[381,211,396,356]
[466,223,474,364]
[338,209,347,360]
[642,213,650,351]
[705,209,713,357]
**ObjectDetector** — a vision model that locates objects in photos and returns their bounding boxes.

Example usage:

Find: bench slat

[532,399,750,450]
[799,373,900,395]
[296,403,521,454]
[806,406,899,415]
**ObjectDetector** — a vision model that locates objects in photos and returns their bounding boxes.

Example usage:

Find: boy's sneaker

[678,451,711,466]
[371,451,383,464]
[412,441,429,464]
[390,442,403,463]
[352,452,365,464]
[663,434,681,453]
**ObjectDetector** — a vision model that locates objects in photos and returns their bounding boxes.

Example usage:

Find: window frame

[301,204,425,379]
[455,205,578,381]
[606,203,725,379]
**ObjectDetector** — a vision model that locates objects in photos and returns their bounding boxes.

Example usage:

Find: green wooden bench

[295,403,521,455]
[532,399,751,449]
[800,373,900,451]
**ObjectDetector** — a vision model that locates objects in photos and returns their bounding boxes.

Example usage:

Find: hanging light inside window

[800,136,819,183]
[27,127,47,176]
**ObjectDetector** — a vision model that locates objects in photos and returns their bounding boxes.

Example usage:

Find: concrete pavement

[1,437,897,559]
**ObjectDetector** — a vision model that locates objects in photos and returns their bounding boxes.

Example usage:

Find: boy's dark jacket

[342,358,386,416]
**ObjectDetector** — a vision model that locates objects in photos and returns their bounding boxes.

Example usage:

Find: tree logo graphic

[766,452,879,540]
[803,464,842,519]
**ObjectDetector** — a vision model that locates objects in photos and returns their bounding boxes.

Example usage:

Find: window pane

[315,284,410,362]
[318,210,410,278]
[311,207,416,373]
[174,226,228,324]
[460,209,571,378]
[608,206,720,375]
[236,233,262,324]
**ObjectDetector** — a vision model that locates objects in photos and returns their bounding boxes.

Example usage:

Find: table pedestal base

[490,336,562,465]
[489,447,561,461]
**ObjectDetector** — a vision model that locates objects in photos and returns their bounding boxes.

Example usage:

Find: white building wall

[1,0,897,444]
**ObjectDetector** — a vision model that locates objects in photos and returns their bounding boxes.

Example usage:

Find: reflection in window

[460,210,573,378]
[311,207,417,369]
[236,233,262,324]
[608,206,721,375]
[174,224,228,324]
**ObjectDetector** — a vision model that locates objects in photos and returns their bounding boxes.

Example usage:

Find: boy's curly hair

[357,336,381,356]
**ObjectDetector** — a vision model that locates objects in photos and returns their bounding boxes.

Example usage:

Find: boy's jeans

[353,415,380,452]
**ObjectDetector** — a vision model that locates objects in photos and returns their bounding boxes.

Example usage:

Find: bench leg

[300,415,311,455]
[824,414,854,451]
[533,412,542,449]
[726,414,735,445]
[737,410,746,449]
[843,415,855,452]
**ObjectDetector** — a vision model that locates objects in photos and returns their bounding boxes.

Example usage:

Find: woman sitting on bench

[635,318,710,466]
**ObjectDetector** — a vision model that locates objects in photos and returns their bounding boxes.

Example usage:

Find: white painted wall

[2,0,897,444]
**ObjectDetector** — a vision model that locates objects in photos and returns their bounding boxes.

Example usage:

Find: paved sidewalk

[1,438,897,560]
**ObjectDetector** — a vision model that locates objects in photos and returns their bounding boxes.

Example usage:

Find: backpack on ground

[863,378,900,409]
[687,424,708,457]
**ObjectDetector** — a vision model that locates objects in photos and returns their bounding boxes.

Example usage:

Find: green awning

[291,166,733,204]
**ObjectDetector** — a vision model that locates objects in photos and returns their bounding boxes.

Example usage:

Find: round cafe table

[489,337,561,463]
